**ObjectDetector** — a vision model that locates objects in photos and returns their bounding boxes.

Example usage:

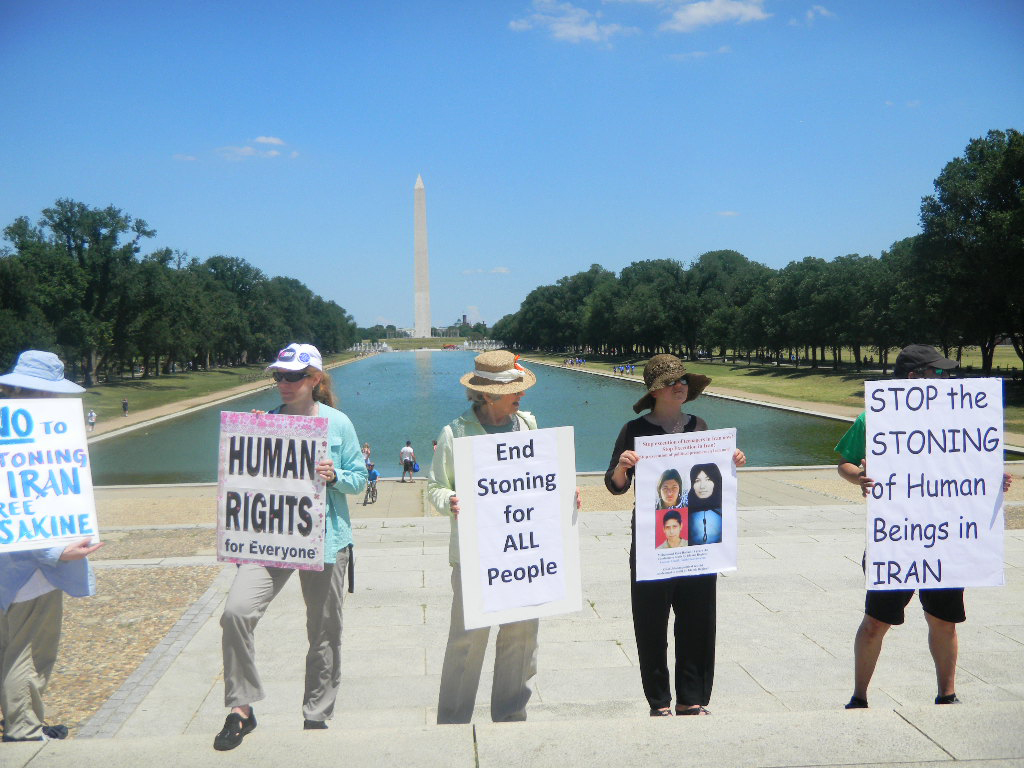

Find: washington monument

[413,174,431,338]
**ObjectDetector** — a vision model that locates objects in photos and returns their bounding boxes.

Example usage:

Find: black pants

[630,569,717,709]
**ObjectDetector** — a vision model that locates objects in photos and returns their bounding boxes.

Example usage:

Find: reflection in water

[90,352,853,485]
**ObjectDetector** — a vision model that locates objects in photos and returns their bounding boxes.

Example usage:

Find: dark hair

[662,509,682,526]
[688,463,723,512]
[656,468,684,509]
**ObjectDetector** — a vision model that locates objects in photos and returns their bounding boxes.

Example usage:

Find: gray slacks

[0,590,63,740]
[221,548,349,721]
[437,564,538,724]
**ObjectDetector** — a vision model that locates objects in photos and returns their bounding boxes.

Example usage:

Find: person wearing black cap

[605,354,746,717]
[836,344,1012,709]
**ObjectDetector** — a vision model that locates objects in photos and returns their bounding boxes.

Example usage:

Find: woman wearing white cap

[213,343,367,750]
[0,350,104,742]
[428,350,542,724]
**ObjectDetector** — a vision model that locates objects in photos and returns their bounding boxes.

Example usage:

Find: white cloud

[491,266,511,274]
[669,44,731,60]
[716,210,740,216]
[510,0,637,44]
[661,0,770,33]
[172,154,197,162]
[789,4,834,26]
[216,138,297,161]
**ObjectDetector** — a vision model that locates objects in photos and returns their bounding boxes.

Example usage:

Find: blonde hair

[313,369,336,408]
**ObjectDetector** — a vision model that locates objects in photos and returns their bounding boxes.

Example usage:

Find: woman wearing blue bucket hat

[0,350,104,742]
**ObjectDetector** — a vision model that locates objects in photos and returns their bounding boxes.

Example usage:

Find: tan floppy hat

[633,354,711,413]
[460,350,537,395]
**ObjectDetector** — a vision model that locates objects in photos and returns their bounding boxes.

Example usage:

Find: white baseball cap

[266,343,323,372]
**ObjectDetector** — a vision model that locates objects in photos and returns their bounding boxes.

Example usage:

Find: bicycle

[364,479,378,505]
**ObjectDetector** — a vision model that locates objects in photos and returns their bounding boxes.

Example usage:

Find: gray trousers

[0,590,63,740]
[221,548,349,721]
[437,565,539,724]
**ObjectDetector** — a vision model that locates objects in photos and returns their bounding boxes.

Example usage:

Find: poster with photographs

[633,428,737,581]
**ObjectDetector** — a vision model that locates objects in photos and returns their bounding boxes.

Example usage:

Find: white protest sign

[633,429,737,581]
[0,399,99,553]
[453,426,581,629]
[864,377,1004,590]
[217,411,328,571]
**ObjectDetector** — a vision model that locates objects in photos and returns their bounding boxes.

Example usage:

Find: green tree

[919,128,1024,373]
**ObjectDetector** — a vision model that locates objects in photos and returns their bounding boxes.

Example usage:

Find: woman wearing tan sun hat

[605,354,746,717]
[428,350,541,724]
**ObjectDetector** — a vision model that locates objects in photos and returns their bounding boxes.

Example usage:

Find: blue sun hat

[0,350,86,394]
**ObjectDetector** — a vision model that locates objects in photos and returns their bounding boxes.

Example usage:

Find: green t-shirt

[835,411,866,465]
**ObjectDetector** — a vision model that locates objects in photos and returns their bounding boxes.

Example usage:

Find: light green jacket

[427,407,538,565]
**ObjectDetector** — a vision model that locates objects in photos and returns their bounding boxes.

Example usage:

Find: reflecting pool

[89,351,853,485]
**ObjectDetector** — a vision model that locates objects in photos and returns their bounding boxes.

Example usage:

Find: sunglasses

[667,376,689,387]
[272,371,311,383]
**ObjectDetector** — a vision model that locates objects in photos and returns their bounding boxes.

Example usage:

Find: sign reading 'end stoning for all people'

[0,399,99,553]
[864,377,1005,590]
[216,411,328,571]
[453,426,581,630]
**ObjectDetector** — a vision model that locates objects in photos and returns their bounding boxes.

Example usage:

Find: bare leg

[853,614,890,701]
[924,612,957,697]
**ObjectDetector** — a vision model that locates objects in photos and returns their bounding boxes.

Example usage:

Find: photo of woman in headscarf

[687,463,723,546]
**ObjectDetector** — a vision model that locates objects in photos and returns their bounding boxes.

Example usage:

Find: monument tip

[415,174,424,189]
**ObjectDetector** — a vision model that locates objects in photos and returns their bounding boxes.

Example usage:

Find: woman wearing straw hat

[0,350,104,742]
[605,354,745,717]
[428,350,542,724]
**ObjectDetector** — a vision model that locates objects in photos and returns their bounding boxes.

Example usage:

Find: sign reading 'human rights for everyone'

[454,426,581,629]
[0,399,98,553]
[216,411,328,571]
[864,378,1005,590]
[633,429,737,581]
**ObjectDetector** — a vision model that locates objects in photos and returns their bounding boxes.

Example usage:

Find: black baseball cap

[893,344,959,377]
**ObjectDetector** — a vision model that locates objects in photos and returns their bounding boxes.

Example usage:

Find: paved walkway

[5,475,1023,767]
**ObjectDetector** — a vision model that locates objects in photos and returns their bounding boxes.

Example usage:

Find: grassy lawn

[382,337,473,350]
[523,351,1024,435]
[79,352,355,423]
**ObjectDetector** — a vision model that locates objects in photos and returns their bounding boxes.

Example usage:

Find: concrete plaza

[3,473,1023,768]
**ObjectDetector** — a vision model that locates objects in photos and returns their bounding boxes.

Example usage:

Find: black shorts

[403,459,414,471]
[864,588,966,626]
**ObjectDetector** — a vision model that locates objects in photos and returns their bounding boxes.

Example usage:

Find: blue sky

[2,0,1021,329]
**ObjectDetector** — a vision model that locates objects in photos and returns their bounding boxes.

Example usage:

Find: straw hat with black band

[633,354,711,413]
[460,350,536,395]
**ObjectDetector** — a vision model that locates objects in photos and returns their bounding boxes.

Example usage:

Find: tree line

[1,199,357,386]
[491,129,1023,376]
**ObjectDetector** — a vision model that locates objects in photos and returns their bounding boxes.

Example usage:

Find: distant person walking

[0,350,104,742]
[121,398,128,417]
[399,441,416,482]
[86,409,97,432]
[362,442,371,468]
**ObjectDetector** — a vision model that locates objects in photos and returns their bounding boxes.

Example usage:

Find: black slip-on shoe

[303,719,328,730]
[649,708,673,717]
[213,710,256,751]
[845,696,869,709]
[935,693,960,705]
